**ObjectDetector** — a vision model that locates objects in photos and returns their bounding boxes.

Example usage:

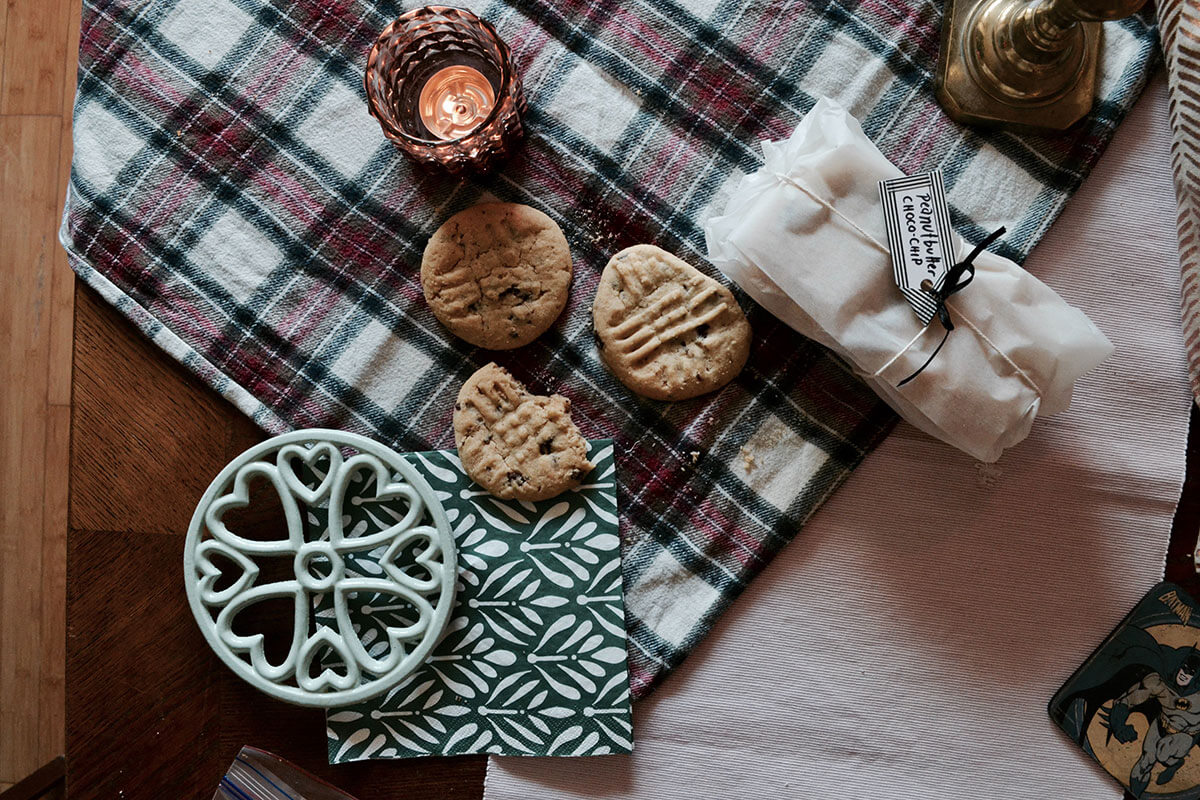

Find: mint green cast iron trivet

[184,429,457,707]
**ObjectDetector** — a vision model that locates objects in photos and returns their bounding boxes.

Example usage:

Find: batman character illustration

[1050,583,1200,799]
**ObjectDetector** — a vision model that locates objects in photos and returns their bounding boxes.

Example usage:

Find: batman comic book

[1050,582,1200,799]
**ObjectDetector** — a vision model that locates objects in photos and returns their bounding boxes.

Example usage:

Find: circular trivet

[184,429,456,707]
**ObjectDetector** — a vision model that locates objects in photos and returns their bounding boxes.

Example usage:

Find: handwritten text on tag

[879,170,958,325]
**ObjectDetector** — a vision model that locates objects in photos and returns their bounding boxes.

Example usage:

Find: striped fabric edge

[1159,0,1200,405]
[57,195,294,435]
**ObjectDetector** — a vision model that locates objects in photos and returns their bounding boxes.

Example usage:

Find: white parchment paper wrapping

[704,97,1113,462]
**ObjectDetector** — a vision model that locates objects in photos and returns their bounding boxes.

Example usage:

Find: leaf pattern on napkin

[322,440,632,760]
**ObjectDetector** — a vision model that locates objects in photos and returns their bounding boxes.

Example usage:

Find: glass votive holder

[364,6,527,175]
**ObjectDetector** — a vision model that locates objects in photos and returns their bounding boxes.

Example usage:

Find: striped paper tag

[879,170,958,325]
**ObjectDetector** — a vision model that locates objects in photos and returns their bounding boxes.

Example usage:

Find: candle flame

[418,65,496,140]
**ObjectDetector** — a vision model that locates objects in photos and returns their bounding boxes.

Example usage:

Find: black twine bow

[896,226,1007,388]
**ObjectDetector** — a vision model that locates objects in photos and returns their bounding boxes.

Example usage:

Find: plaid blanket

[61,0,1158,698]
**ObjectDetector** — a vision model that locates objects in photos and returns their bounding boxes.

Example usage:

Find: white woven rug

[484,74,1192,800]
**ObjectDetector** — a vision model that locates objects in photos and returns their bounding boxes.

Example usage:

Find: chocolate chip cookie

[453,362,593,501]
[592,244,751,401]
[422,203,572,350]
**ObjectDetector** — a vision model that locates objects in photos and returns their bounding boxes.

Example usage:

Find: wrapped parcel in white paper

[704,97,1113,462]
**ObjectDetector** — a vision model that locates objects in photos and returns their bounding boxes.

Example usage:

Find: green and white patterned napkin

[321,440,632,761]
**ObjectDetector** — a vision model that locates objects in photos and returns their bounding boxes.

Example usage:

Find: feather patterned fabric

[1160,0,1200,404]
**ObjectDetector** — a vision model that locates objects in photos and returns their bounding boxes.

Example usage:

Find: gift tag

[1048,582,1200,798]
[878,169,958,324]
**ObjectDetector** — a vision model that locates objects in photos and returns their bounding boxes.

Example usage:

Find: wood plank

[32,0,83,767]
[0,114,62,784]
[0,0,72,115]
[67,527,222,798]
[0,756,64,800]
[0,0,8,101]
[70,287,238,535]
[46,223,74,408]
[60,0,81,122]
[48,0,82,408]
[37,404,69,762]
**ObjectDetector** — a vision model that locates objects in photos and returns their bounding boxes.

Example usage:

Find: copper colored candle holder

[364,6,527,175]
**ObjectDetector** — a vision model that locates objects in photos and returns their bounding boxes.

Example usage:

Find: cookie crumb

[740,446,756,473]
[974,462,1002,489]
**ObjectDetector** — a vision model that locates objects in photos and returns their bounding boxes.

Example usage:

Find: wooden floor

[64,284,487,793]
[0,0,81,788]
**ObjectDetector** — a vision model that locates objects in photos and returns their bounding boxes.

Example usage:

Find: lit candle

[418,65,496,140]
[365,7,527,173]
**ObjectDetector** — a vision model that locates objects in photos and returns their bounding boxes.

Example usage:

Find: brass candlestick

[936,0,1147,131]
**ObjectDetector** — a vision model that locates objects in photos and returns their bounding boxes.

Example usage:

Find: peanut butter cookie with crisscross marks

[593,245,751,401]
[453,363,593,501]
[421,203,572,350]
